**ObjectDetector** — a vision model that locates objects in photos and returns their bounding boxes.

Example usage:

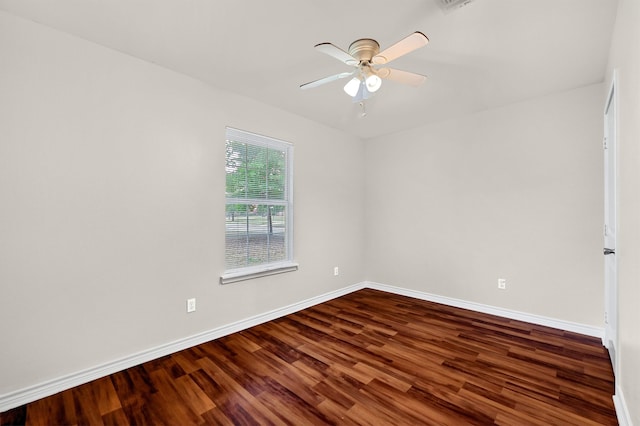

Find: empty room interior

[1,0,639,424]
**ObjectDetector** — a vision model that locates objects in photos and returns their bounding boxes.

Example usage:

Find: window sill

[220,262,299,285]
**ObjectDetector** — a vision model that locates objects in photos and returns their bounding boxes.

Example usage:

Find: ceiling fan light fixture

[344,77,361,97]
[365,74,382,92]
[353,81,371,103]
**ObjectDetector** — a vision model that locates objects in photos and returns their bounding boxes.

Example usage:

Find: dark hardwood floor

[1,288,617,425]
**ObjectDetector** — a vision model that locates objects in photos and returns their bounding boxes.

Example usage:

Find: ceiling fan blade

[372,31,429,65]
[377,68,427,87]
[315,43,359,66]
[300,72,354,90]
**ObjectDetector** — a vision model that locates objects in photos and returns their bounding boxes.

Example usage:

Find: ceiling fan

[300,31,429,103]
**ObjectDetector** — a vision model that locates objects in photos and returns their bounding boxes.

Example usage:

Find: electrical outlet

[498,279,506,290]
[187,298,196,313]
[334,266,339,276]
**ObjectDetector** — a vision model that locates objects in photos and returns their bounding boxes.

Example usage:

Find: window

[221,127,296,284]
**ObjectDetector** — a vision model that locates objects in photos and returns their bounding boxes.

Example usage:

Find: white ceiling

[0,0,618,139]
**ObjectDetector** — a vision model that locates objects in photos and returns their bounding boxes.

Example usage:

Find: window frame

[220,127,296,284]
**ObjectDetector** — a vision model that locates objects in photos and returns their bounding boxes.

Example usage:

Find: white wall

[605,0,640,422]
[0,10,365,396]
[365,84,604,326]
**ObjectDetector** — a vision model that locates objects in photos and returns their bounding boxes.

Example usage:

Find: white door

[603,76,617,374]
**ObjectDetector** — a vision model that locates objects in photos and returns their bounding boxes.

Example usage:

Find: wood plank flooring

[1,289,618,425]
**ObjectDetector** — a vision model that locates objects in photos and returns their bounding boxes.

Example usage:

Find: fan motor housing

[348,39,380,62]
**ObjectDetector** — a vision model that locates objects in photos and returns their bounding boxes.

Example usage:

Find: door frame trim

[603,69,619,378]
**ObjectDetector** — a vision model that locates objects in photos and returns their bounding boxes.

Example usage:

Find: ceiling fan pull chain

[359,101,367,118]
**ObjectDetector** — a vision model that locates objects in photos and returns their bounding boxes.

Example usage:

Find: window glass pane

[268,206,286,262]
[225,204,287,269]
[225,140,287,201]
[225,141,246,199]
[225,204,249,269]
[246,144,266,199]
[267,147,286,200]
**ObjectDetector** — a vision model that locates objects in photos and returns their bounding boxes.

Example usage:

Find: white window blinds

[223,127,295,282]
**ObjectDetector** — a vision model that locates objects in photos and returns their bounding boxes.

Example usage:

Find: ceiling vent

[436,0,476,13]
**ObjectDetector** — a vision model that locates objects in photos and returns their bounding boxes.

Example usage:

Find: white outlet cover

[187,298,196,313]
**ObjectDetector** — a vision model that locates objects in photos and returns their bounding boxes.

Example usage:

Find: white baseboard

[613,385,633,426]
[365,281,604,339]
[0,280,613,415]
[0,282,366,412]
